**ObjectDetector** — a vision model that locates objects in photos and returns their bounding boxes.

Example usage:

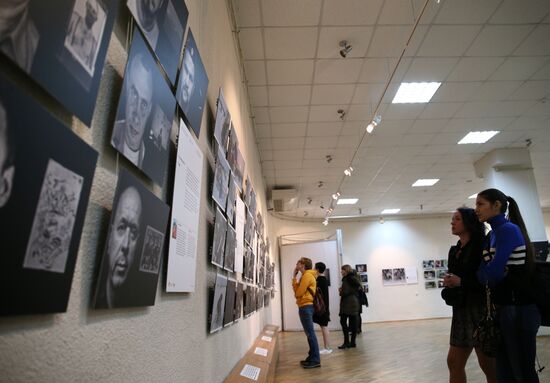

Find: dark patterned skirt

[450,302,484,348]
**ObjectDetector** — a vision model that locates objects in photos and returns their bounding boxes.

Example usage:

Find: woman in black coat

[313,262,332,354]
[338,264,361,349]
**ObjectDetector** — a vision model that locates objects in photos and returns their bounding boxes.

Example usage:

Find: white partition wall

[280,240,340,331]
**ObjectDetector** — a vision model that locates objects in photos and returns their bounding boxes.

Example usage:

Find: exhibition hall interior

[0,0,549,382]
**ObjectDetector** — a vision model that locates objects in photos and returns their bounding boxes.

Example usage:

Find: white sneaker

[320,348,333,355]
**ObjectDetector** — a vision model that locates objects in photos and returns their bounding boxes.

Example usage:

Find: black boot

[349,333,356,348]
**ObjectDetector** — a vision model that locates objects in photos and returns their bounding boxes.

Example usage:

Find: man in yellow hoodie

[292,257,320,368]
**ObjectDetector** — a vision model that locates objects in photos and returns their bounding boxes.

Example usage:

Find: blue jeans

[497,304,541,383]
[298,305,320,363]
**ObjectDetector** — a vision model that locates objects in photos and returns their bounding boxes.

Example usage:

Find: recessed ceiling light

[468,193,477,199]
[337,198,358,205]
[381,208,400,214]
[458,131,499,144]
[392,82,441,103]
[412,178,439,187]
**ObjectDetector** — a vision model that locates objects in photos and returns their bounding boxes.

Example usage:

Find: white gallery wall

[271,211,550,324]
[0,1,281,382]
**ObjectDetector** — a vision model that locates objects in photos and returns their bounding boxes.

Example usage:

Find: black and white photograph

[63,0,107,77]
[214,88,230,151]
[176,30,209,138]
[392,268,405,283]
[111,28,176,185]
[435,259,447,269]
[244,211,254,245]
[93,169,170,309]
[425,281,437,289]
[226,174,237,226]
[139,225,164,274]
[211,207,227,268]
[22,160,84,274]
[355,264,367,273]
[422,260,435,270]
[224,223,236,272]
[212,146,230,211]
[363,283,369,293]
[127,0,188,84]
[223,278,236,327]
[382,268,393,286]
[436,269,447,279]
[0,0,116,126]
[210,273,227,333]
[359,272,368,283]
[437,280,445,288]
[424,270,436,280]
[234,282,243,321]
[0,74,97,315]
[227,124,245,190]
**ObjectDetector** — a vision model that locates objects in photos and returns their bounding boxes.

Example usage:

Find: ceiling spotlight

[339,40,352,58]
[344,166,354,176]
[366,123,374,133]
[303,211,309,217]
[307,197,312,204]
[318,181,324,188]
[332,192,341,200]
[322,219,329,226]
[325,155,333,163]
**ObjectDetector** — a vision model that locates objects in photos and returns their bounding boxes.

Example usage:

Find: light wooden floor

[275,318,550,383]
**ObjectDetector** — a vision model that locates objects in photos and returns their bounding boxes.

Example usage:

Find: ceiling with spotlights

[230,0,550,219]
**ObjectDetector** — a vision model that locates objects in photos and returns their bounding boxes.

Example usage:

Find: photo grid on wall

[422,259,447,289]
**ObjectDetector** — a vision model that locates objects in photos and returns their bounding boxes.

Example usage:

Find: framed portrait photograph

[223,278,236,327]
[212,146,230,212]
[0,0,117,126]
[210,273,227,333]
[213,88,230,152]
[127,0,188,85]
[176,29,209,138]
[234,282,243,321]
[111,28,176,186]
[93,169,169,309]
[211,207,227,268]
[0,74,97,315]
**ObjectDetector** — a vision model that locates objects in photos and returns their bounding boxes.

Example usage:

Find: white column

[474,148,547,242]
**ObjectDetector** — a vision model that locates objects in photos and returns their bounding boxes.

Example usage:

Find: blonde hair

[299,257,313,270]
[341,264,353,275]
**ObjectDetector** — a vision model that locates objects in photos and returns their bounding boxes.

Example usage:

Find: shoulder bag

[473,285,501,357]
[307,286,326,316]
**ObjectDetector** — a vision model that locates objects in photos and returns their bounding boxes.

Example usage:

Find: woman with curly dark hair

[338,264,361,349]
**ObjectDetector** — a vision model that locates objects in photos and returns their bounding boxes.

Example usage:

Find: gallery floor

[274,318,550,383]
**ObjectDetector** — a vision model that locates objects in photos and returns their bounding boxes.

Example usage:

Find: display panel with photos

[213,88,230,152]
[0,0,117,126]
[223,279,236,327]
[93,169,170,309]
[0,74,98,315]
[176,30,209,138]
[111,28,175,185]
[210,273,227,333]
[211,207,227,268]
[212,146,230,211]
[127,0,188,85]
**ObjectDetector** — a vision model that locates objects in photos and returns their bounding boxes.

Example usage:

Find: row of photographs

[426,281,446,289]
[210,274,272,334]
[423,259,448,270]
[0,71,172,314]
[0,0,210,189]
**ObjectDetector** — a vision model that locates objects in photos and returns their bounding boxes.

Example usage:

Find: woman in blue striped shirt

[475,188,541,383]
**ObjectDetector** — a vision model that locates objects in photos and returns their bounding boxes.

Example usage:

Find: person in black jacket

[442,208,496,383]
[313,262,332,354]
[338,264,361,349]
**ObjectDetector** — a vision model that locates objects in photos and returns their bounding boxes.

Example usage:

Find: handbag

[473,285,501,357]
[307,286,326,316]
[441,287,465,307]
[357,287,369,307]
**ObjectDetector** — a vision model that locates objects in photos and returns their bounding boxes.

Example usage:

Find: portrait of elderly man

[0,101,15,209]
[0,0,39,73]
[64,0,106,75]
[111,51,153,168]
[127,0,165,50]
[95,185,142,309]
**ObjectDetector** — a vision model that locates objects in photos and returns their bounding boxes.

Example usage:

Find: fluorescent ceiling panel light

[337,198,359,205]
[381,208,400,214]
[468,193,477,199]
[412,178,439,187]
[458,131,500,144]
[392,82,441,103]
